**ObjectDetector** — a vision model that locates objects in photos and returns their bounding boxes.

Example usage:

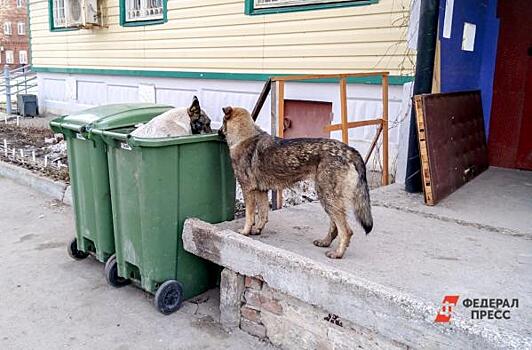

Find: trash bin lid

[54,103,173,132]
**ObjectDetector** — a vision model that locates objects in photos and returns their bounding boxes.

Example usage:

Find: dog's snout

[218,128,225,139]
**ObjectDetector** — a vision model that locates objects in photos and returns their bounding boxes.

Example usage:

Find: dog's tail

[352,155,373,234]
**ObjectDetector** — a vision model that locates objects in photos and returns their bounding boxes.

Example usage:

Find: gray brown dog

[219,106,373,259]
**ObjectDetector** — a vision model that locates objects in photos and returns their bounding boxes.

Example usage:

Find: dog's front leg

[252,191,269,235]
[241,190,257,235]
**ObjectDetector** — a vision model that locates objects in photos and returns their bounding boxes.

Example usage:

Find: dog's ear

[188,96,201,117]
[222,106,233,120]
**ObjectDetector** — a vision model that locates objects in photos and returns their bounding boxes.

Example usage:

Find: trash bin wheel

[154,280,184,315]
[104,255,130,288]
[67,238,89,260]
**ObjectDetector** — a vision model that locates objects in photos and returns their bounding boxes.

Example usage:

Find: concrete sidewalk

[371,167,532,237]
[0,176,273,350]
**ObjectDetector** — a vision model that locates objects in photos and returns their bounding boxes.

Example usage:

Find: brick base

[220,270,406,350]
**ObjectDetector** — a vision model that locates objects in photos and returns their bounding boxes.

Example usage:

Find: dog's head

[218,106,257,146]
[187,96,212,134]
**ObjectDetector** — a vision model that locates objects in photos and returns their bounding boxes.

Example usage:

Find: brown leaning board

[414,91,489,205]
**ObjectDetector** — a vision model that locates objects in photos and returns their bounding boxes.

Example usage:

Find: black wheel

[104,255,130,288]
[154,280,184,315]
[67,238,89,260]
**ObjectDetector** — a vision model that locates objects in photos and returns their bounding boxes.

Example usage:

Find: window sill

[121,18,167,27]
[50,27,79,32]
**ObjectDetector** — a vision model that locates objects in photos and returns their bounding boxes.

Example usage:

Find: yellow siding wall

[29,0,414,75]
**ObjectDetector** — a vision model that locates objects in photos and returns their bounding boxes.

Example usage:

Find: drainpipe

[404,0,440,193]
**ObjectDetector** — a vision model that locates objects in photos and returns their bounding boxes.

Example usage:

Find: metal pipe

[405,0,440,193]
[4,66,12,115]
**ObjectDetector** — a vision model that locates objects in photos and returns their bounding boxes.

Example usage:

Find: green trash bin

[49,104,173,263]
[93,128,236,314]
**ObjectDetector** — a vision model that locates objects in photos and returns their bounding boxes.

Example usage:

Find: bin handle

[52,122,84,133]
[91,129,129,142]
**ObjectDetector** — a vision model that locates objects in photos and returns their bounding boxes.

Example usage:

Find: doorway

[488,0,532,170]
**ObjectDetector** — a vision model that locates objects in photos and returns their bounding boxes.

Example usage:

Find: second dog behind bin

[218,106,373,259]
[131,96,212,138]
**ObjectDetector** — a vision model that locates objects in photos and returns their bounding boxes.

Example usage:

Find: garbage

[98,129,235,314]
[50,103,174,263]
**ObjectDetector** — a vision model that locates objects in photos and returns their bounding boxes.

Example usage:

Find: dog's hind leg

[316,175,352,258]
[325,213,353,259]
[241,190,257,235]
[313,220,337,247]
[252,191,269,235]
[313,171,340,248]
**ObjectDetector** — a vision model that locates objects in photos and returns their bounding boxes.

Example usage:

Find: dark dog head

[187,96,212,134]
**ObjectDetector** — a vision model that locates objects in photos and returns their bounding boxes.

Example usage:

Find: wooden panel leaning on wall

[414,91,489,205]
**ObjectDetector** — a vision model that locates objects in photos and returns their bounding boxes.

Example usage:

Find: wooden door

[516,50,532,169]
[488,0,532,169]
[282,100,332,139]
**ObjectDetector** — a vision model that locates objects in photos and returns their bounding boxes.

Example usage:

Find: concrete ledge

[0,161,71,205]
[183,218,529,349]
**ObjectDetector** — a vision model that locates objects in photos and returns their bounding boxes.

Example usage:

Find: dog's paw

[250,227,262,236]
[325,250,343,259]
[239,227,251,236]
[313,239,331,248]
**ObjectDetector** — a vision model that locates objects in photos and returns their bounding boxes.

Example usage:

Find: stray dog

[131,96,212,137]
[219,107,373,259]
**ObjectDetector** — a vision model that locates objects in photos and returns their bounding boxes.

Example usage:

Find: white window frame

[254,0,354,9]
[53,0,66,28]
[17,0,24,8]
[17,22,26,35]
[19,50,28,64]
[125,0,164,23]
[3,22,12,35]
[5,50,14,64]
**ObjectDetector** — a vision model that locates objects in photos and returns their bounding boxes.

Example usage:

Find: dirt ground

[0,123,69,182]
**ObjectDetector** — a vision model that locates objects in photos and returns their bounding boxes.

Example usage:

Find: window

[120,0,167,26]
[255,0,353,9]
[6,51,14,64]
[49,0,80,31]
[245,0,377,15]
[17,0,24,8]
[3,22,12,35]
[51,0,66,29]
[18,22,26,35]
[19,50,28,64]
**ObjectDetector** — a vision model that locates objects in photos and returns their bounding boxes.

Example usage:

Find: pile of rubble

[0,123,69,182]
[234,180,318,217]
[44,134,67,165]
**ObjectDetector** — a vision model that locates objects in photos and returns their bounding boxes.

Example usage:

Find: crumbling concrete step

[183,203,531,349]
